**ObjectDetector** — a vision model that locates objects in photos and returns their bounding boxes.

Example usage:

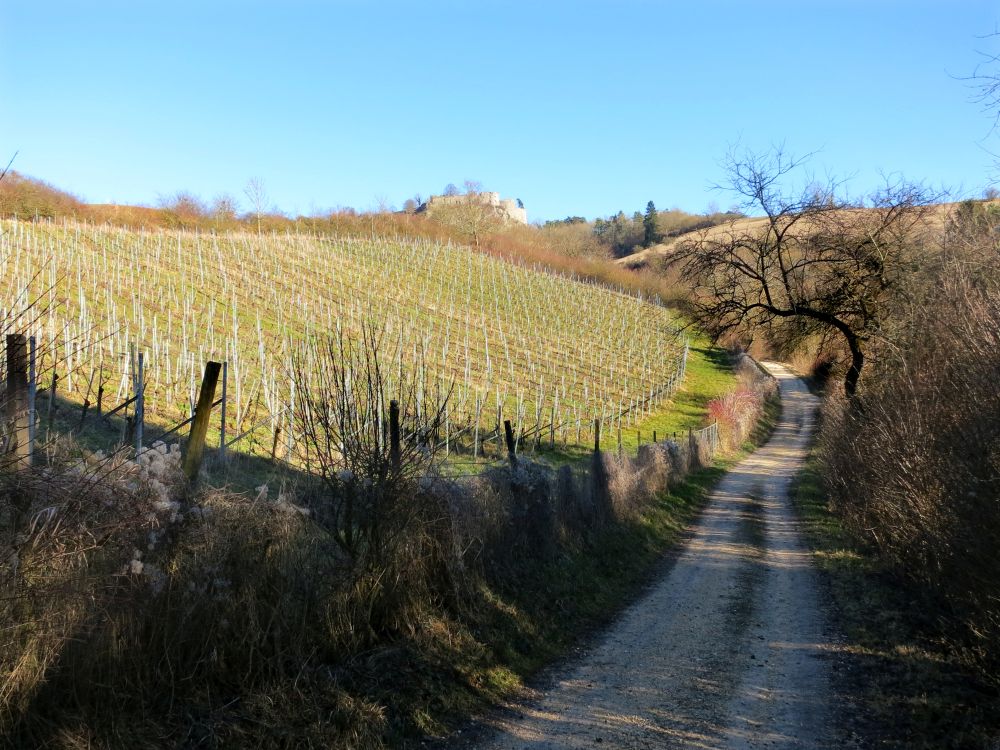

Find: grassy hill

[617,202,960,271]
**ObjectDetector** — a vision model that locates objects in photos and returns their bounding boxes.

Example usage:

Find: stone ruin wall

[424,192,527,224]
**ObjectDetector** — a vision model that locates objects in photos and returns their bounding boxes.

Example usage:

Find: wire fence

[0,327,737,502]
[1,331,693,478]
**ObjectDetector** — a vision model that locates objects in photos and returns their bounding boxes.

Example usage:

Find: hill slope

[618,202,960,270]
[0,219,685,459]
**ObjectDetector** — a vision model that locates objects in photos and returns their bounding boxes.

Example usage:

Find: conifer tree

[643,200,659,247]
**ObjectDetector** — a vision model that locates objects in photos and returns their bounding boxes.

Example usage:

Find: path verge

[469,362,840,749]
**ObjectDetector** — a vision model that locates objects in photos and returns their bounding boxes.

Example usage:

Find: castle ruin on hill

[419,192,527,225]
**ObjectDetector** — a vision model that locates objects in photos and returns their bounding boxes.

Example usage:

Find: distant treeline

[542,202,744,259]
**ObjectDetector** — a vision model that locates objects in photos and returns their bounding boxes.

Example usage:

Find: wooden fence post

[183,361,222,481]
[389,399,401,471]
[5,334,30,471]
[593,418,601,453]
[473,396,480,459]
[503,419,516,467]
[653,430,657,444]
[496,404,502,459]
[78,398,90,431]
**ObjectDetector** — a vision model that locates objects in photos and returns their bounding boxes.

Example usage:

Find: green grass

[632,335,736,442]
[791,454,1000,749]
[540,332,739,464]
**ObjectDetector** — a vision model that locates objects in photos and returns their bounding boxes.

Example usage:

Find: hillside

[617,202,959,270]
[0,218,686,463]
[616,216,770,270]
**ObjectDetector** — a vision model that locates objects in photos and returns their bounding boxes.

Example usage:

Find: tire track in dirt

[472,362,839,749]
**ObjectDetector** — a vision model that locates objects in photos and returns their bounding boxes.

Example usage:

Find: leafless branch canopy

[675,147,937,397]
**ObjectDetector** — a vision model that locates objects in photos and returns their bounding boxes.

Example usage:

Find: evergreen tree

[643,200,660,247]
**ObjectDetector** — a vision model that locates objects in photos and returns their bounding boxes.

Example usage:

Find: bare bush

[821,205,1000,679]
[0,439,178,732]
[291,326,469,632]
[706,355,778,451]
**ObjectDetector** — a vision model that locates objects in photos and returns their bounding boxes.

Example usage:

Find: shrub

[705,355,777,450]
[820,223,1000,682]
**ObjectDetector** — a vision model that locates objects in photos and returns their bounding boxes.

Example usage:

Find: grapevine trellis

[0,217,689,464]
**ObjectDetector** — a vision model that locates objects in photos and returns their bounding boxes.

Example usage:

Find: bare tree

[243,177,268,234]
[965,32,1000,131]
[211,193,239,224]
[674,147,934,398]
[431,180,504,248]
[0,151,16,183]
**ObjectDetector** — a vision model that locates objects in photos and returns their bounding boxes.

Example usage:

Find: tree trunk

[843,335,864,399]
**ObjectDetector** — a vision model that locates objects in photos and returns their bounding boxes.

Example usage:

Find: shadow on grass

[32,389,312,494]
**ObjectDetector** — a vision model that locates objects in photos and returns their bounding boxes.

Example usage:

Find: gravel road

[474,362,839,749]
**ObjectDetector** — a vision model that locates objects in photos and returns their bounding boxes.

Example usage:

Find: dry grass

[1,337,741,748]
[2,440,727,748]
[617,201,959,271]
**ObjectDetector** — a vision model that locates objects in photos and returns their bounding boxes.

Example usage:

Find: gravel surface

[473,363,840,749]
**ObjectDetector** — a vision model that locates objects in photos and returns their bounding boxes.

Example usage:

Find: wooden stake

[183,361,222,481]
[5,335,30,471]
[503,419,516,467]
[473,395,480,459]
[389,399,401,471]
[27,336,36,464]
[79,398,90,431]
[46,372,58,427]
[134,351,144,456]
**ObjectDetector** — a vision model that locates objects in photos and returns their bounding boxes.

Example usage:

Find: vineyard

[0,218,687,467]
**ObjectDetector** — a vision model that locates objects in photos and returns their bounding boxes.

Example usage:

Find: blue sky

[1,1,998,222]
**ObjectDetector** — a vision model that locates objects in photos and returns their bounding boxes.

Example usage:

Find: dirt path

[474,363,839,749]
